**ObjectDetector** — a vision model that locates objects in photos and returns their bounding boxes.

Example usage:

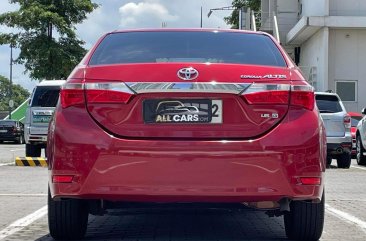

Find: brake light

[242,83,314,110]
[60,83,84,108]
[242,83,290,105]
[85,82,134,104]
[290,85,315,110]
[344,115,351,129]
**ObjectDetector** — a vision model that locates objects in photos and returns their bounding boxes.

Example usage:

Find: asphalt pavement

[0,143,26,165]
[0,144,366,240]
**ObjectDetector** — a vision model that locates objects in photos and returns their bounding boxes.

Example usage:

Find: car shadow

[35,207,288,241]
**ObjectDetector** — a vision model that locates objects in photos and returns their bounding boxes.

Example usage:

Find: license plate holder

[143,99,222,124]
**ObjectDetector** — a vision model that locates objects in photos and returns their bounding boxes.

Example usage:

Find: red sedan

[47,29,326,241]
[349,112,363,157]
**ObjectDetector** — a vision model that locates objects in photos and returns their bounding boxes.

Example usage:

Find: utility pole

[9,44,13,119]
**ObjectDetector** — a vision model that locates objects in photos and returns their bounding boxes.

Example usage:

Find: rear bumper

[0,134,19,141]
[27,135,47,143]
[25,126,48,144]
[48,106,326,203]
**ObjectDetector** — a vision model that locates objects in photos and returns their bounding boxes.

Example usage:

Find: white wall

[298,28,329,92]
[300,0,328,16]
[277,0,299,43]
[330,0,366,16]
[329,29,366,112]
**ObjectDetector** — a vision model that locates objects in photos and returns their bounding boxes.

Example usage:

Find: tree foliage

[0,0,98,80]
[224,0,261,29]
[0,75,30,111]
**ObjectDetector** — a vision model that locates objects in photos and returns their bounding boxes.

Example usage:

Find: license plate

[0,130,7,133]
[144,99,222,124]
[33,115,51,123]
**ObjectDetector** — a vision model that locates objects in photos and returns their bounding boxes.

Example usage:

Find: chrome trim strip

[125,82,251,94]
[85,82,135,94]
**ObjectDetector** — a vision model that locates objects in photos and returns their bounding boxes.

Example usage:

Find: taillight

[344,114,351,129]
[85,82,134,104]
[242,83,314,110]
[60,83,84,108]
[290,85,315,110]
[242,83,290,105]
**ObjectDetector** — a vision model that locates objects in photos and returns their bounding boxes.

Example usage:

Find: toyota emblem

[177,67,199,81]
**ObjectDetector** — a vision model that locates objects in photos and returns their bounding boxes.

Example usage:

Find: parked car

[349,112,363,158]
[356,108,366,165]
[47,29,326,241]
[315,92,352,168]
[0,120,24,144]
[24,80,65,157]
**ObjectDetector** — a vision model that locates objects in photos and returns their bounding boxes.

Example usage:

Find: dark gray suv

[315,92,352,168]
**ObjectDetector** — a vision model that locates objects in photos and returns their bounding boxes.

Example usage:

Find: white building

[260,0,366,112]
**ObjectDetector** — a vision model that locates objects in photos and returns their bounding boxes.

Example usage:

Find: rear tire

[284,192,325,241]
[48,188,88,240]
[356,136,366,165]
[25,144,41,157]
[17,135,24,144]
[336,153,351,168]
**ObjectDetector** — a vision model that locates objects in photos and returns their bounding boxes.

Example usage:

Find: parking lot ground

[0,143,25,165]
[1,160,366,241]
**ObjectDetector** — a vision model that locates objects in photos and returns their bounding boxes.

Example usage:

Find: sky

[0,0,233,91]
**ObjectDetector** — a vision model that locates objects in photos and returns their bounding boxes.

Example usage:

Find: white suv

[315,92,352,168]
[356,108,366,165]
[24,80,65,157]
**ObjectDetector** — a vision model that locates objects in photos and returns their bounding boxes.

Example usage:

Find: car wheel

[17,135,24,144]
[356,136,366,165]
[336,153,351,169]
[284,192,325,241]
[25,144,41,157]
[48,188,88,240]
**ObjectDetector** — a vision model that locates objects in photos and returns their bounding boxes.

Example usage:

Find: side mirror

[362,108,366,115]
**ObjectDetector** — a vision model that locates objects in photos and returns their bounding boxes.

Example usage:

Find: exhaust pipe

[336,147,344,154]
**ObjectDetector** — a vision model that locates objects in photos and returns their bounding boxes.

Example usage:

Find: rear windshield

[351,116,362,127]
[315,95,343,113]
[89,31,287,67]
[0,121,15,126]
[31,86,61,107]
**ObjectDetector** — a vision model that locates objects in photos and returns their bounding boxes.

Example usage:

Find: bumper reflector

[299,177,321,185]
[52,175,74,183]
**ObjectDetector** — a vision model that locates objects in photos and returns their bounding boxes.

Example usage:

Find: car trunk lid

[80,64,303,139]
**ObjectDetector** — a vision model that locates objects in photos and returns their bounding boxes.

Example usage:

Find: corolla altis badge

[177,67,199,81]
[240,74,287,79]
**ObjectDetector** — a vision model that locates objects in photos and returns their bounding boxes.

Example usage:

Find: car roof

[110,28,270,36]
[0,119,17,122]
[315,92,340,97]
[37,80,66,87]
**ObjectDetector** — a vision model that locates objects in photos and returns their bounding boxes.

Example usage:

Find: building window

[335,80,357,102]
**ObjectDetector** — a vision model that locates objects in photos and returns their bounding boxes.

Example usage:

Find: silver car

[24,80,65,157]
[356,108,366,165]
[315,92,352,168]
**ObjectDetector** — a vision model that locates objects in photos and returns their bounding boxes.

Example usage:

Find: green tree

[224,0,261,29]
[0,75,30,111]
[0,0,98,81]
